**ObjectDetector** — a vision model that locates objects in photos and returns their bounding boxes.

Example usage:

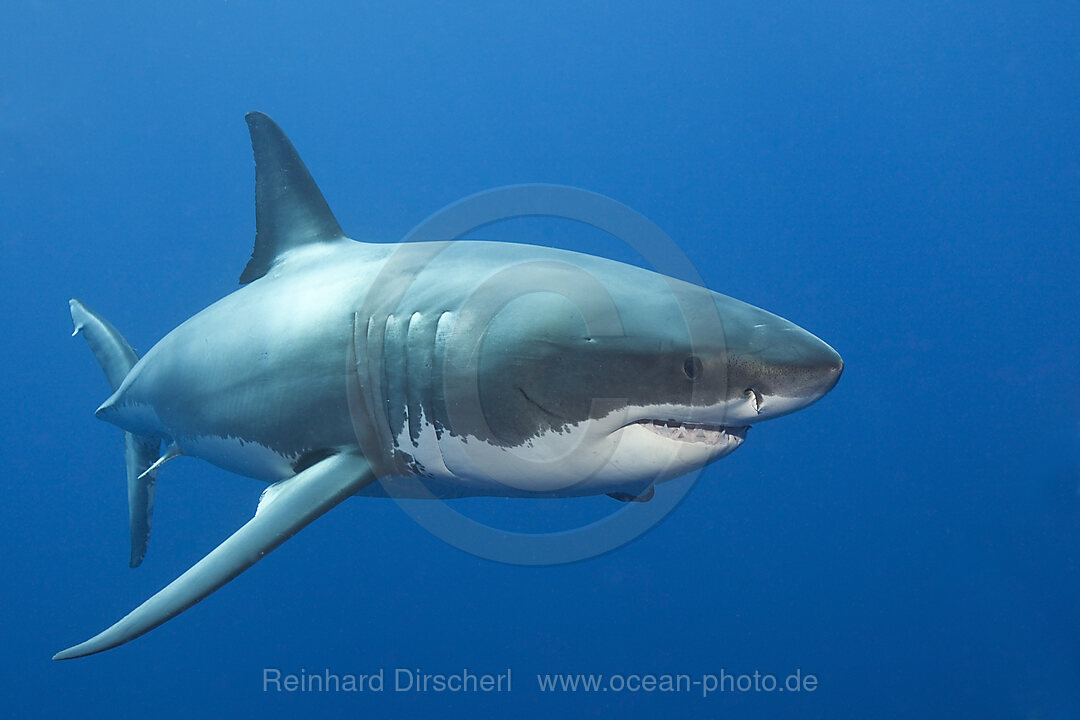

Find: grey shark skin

[54,112,842,660]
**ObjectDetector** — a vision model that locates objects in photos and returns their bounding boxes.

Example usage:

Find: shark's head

[418,256,843,495]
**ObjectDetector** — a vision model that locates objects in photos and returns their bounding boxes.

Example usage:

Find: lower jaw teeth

[636,420,740,446]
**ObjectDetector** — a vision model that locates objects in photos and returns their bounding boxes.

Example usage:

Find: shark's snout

[720,304,843,424]
[785,330,844,404]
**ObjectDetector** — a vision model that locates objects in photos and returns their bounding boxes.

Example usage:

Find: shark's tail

[69,299,161,568]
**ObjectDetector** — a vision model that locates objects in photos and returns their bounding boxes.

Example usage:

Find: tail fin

[70,299,161,568]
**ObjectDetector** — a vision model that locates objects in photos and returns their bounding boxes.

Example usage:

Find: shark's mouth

[632,419,749,446]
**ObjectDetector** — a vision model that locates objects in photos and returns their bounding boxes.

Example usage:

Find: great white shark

[54,112,843,659]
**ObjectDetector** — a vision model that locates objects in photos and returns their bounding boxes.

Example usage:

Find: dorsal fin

[240,111,346,284]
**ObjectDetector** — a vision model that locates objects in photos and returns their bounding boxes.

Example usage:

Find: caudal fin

[70,299,161,568]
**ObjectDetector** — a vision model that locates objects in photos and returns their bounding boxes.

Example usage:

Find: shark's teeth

[633,419,748,446]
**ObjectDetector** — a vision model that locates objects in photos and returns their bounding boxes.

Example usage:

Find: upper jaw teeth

[633,419,748,446]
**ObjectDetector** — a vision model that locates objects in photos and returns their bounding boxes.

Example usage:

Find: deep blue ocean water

[3,2,1078,717]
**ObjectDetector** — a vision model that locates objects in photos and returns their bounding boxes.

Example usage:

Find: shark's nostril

[744,387,763,414]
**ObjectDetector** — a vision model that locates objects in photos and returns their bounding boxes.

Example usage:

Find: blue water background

[2,2,1078,717]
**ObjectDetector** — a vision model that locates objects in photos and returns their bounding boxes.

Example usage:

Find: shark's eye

[683,355,703,380]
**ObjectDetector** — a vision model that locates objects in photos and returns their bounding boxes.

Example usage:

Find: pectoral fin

[607,485,655,503]
[53,451,375,660]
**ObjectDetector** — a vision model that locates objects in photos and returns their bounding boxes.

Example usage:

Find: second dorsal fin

[239,111,346,284]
